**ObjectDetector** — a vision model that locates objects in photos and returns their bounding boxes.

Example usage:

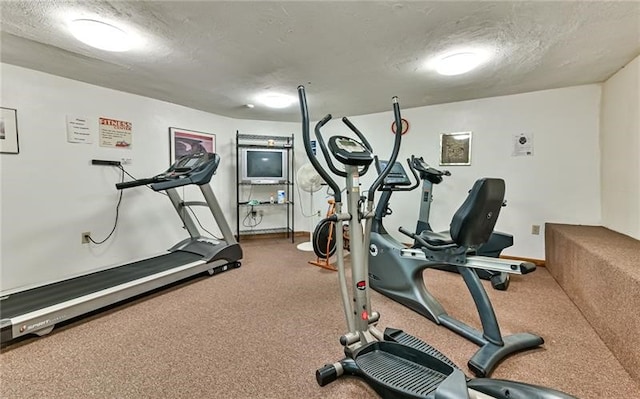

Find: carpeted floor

[1,237,638,398]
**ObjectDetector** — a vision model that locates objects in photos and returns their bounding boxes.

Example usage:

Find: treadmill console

[116,152,221,192]
[152,152,220,191]
[376,160,412,187]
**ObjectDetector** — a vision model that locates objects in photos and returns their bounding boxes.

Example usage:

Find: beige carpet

[1,237,638,398]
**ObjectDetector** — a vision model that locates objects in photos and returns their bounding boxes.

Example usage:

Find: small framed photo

[0,107,19,154]
[169,127,216,164]
[440,131,472,166]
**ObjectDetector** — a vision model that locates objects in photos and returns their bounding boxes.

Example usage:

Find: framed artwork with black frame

[169,127,216,164]
[0,107,19,154]
[440,131,472,166]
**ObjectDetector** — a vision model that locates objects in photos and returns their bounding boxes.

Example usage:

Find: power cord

[185,204,224,240]
[88,165,125,245]
[242,205,263,228]
[122,170,224,241]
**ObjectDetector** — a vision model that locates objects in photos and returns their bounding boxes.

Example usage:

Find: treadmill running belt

[1,251,202,319]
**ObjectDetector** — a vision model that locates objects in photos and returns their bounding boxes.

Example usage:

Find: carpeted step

[545,223,640,382]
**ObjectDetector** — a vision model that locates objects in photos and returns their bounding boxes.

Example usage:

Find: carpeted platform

[1,237,638,398]
[545,223,640,382]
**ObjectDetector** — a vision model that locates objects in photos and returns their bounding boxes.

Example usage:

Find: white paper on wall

[512,133,534,156]
[66,115,94,144]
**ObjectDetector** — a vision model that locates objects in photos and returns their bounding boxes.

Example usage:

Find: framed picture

[440,131,472,166]
[0,107,19,154]
[169,127,216,164]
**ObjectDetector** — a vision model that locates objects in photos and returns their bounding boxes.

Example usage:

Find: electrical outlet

[258,209,264,216]
[82,232,91,244]
[121,158,132,165]
[531,225,541,235]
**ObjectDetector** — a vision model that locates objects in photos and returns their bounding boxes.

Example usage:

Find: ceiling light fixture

[256,93,297,109]
[435,51,489,76]
[69,19,132,52]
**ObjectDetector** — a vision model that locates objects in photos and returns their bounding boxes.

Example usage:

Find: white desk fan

[296,163,324,251]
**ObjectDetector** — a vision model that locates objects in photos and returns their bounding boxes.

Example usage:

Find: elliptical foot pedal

[354,342,454,398]
[383,327,458,369]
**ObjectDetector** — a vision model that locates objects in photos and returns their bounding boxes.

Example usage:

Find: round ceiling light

[435,51,489,76]
[69,19,131,52]
[256,93,297,109]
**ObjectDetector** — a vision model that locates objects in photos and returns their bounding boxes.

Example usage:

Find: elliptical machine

[298,85,577,398]
[409,157,512,290]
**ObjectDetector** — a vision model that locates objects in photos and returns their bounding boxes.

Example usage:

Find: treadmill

[1,152,242,343]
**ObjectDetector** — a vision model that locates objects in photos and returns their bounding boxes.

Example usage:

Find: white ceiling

[1,1,639,122]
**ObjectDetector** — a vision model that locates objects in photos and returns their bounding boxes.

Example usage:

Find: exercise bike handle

[398,226,457,250]
[410,156,451,182]
[376,157,421,192]
[298,85,342,202]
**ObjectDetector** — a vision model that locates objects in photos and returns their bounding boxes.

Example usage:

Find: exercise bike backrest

[449,178,505,249]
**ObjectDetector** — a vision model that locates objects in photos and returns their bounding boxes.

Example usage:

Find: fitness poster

[99,117,132,149]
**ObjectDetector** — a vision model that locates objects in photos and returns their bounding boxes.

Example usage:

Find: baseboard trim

[239,231,308,241]
[500,255,546,267]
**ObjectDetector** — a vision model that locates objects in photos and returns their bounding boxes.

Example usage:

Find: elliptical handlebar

[315,113,349,179]
[298,86,342,202]
[341,117,373,152]
[340,117,372,176]
[367,97,403,202]
[298,85,404,204]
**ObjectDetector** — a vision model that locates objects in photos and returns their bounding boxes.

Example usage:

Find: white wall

[0,63,604,291]
[317,85,602,259]
[600,55,640,239]
[0,63,297,292]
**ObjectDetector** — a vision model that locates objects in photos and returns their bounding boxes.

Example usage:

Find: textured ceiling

[1,1,639,122]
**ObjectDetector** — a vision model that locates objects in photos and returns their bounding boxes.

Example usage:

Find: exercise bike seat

[417,230,455,246]
[414,178,505,249]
